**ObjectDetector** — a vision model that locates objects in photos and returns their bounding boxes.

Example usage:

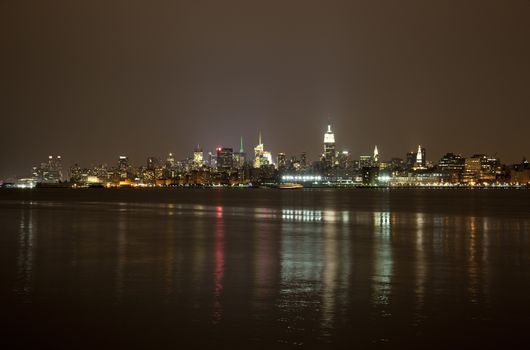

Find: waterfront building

[438,153,465,183]
[463,154,502,184]
[510,158,530,184]
[463,156,482,184]
[31,155,63,183]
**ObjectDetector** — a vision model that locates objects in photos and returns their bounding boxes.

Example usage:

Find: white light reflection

[321,223,338,335]
[212,206,225,324]
[15,210,35,302]
[372,211,393,311]
[468,216,479,304]
[114,208,127,304]
[282,209,322,222]
[414,212,427,325]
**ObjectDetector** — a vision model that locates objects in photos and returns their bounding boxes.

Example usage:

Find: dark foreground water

[1,188,530,349]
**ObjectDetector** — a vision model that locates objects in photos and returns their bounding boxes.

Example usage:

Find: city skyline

[2,123,528,180]
[1,1,529,179]
[5,123,529,188]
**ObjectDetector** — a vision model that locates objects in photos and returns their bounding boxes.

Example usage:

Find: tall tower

[323,124,336,168]
[254,131,264,168]
[414,145,426,169]
[234,136,246,169]
[373,145,379,164]
[194,144,203,167]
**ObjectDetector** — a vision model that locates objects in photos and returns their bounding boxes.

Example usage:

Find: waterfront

[1,188,530,348]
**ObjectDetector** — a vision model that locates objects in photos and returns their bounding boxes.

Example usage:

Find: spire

[240,136,244,153]
[416,145,423,163]
[259,131,262,145]
[374,145,379,157]
[327,124,332,133]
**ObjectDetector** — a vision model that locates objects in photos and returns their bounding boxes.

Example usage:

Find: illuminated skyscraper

[414,145,426,169]
[254,132,273,168]
[194,144,203,167]
[233,136,246,169]
[373,145,379,164]
[118,156,129,179]
[323,125,335,168]
[254,132,264,168]
[32,155,63,183]
[166,153,175,168]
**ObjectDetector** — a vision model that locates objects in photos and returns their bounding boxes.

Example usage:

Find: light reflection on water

[4,192,530,347]
[14,209,35,302]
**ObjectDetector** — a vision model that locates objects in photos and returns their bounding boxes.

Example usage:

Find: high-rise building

[166,153,175,168]
[300,152,307,169]
[413,145,427,170]
[438,153,465,182]
[208,152,217,168]
[463,156,482,184]
[147,156,159,170]
[254,132,273,168]
[360,155,373,169]
[277,153,287,171]
[118,156,129,179]
[194,144,203,167]
[323,125,335,168]
[254,132,264,168]
[373,145,379,164]
[233,136,246,169]
[217,147,233,171]
[462,154,500,184]
[32,155,63,183]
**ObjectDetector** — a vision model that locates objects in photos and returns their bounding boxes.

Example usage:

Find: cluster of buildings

[4,125,530,188]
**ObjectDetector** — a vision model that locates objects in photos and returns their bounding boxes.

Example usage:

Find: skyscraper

[194,144,203,167]
[373,145,379,164]
[254,131,273,168]
[414,145,427,169]
[277,153,287,171]
[323,125,335,168]
[118,156,129,179]
[32,155,63,183]
[233,136,246,169]
[217,147,233,171]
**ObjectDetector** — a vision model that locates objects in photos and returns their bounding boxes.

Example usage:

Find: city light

[3,124,529,189]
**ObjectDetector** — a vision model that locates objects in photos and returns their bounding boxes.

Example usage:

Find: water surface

[1,188,529,348]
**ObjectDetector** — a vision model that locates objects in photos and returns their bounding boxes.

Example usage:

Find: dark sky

[1,0,529,178]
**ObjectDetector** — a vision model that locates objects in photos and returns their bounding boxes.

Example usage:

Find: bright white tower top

[416,145,423,163]
[324,124,335,143]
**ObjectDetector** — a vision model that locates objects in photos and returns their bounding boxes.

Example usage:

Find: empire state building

[323,125,335,168]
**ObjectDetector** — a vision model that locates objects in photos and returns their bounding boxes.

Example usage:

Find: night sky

[1,0,529,178]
